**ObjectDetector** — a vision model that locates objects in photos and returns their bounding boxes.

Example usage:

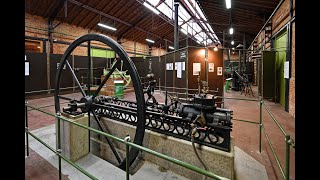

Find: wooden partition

[25,52,48,92]
[153,47,224,105]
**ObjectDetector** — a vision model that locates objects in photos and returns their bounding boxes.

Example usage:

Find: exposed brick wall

[151,47,166,56]
[248,0,295,116]
[272,0,290,34]
[289,22,295,117]
[25,13,165,57]
[223,52,239,61]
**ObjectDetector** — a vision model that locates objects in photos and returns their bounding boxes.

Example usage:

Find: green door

[274,31,287,107]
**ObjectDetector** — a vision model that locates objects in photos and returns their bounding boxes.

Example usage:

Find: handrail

[25,90,295,180]
[262,101,287,136]
[262,125,285,179]
[26,104,229,180]
[26,129,98,180]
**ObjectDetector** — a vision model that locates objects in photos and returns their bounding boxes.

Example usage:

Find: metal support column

[205,47,208,82]
[174,0,179,50]
[243,33,246,71]
[88,39,91,152]
[285,0,293,112]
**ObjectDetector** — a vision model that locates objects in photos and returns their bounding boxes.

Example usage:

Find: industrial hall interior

[25,0,295,179]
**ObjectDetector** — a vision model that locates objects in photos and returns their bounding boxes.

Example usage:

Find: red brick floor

[25,87,295,179]
[25,146,69,180]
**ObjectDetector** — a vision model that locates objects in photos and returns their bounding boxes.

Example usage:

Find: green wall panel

[91,48,115,58]
[274,31,287,107]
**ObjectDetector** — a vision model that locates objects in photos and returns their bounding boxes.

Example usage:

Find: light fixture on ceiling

[236,44,243,48]
[231,40,234,45]
[97,23,117,31]
[146,38,155,43]
[229,27,233,35]
[143,2,160,15]
[214,46,218,51]
[225,0,231,9]
[168,46,174,50]
[232,47,235,50]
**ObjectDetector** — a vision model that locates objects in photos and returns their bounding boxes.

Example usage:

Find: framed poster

[217,67,222,76]
[25,62,29,76]
[284,61,289,79]
[177,62,182,78]
[209,63,214,72]
[193,63,201,75]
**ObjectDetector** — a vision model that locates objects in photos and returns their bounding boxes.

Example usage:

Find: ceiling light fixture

[97,23,117,31]
[146,38,155,43]
[168,46,174,50]
[231,40,234,45]
[225,0,231,9]
[229,27,233,35]
[236,44,243,48]
[143,2,160,15]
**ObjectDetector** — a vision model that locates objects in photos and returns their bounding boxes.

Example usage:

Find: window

[25,39,42,53]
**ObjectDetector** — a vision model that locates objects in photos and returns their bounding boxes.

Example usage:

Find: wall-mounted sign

[25,62,29,76]
[209,63,214,72]
[193,63,201,75]
[57,62,66,70]
[284,61,289,79]
[217,67,222,76]
[166,63,173,70]
[180,51,186,60]
[182,62,185,71]
[177,62,182,78]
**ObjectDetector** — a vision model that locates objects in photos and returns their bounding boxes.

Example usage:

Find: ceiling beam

[68,0,173,43]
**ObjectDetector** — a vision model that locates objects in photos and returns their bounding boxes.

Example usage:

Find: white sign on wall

[57,63,66,70]
[182,62,185,71]
[209,63,214,72]
[177,62,182,78]
[193,63,201,75]
[25,62,29,76]
[217,67,223,76]
[284,61,289,79]
[166,63,173,70]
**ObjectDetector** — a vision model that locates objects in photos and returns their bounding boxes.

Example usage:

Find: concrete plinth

[91,117,234,180]
[60,113,89,162]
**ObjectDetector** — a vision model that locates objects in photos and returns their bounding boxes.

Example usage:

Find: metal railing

[217,95,295,180]
[25,86,295,180]
[155,85,294,179]
[25,102,229,180]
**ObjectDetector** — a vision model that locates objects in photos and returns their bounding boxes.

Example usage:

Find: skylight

[145,0,220,46]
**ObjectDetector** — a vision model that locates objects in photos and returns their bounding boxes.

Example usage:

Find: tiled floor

[25,85,295,179]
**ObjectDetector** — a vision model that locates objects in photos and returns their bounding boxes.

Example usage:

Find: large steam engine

[55,34,233,170]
